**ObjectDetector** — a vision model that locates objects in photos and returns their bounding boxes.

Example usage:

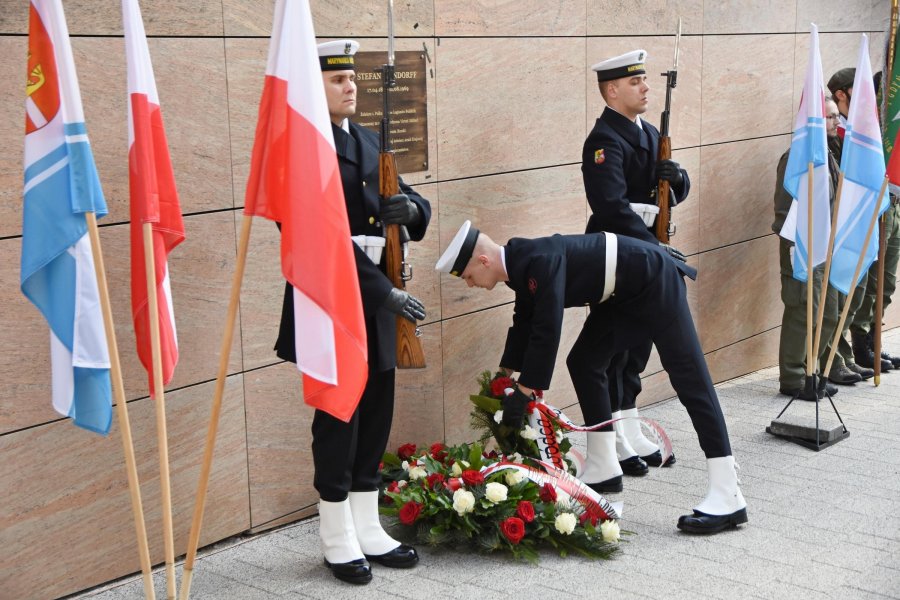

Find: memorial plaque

[354,51,429,174]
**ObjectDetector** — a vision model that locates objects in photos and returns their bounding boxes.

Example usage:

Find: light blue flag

[830,34,891,295]
[21,0,112,434]
[779,24,831,283]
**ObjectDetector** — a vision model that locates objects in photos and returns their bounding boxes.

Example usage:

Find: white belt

[351,235,386,264]
[601,232,617,303]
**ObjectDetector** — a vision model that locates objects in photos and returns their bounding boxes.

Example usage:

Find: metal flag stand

[766,372,849,451]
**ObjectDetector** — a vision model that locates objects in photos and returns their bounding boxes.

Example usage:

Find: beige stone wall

[0,1,895,597]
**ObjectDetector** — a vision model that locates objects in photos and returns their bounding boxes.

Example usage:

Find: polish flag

[244,0,367,422]
[123,0,185,395]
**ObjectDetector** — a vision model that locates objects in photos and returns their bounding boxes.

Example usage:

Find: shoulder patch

[594,149,605,164]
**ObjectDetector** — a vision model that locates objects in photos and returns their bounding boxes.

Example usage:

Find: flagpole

[813,173,845,361]
[85,213,155,600]
[178,214,253,600]
[143,223,177,600]
[806,162,815,378]
[874,0,899,386]
[823,176,891,378]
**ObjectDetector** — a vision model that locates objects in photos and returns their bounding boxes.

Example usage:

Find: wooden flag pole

[178,215,253,600]
[813,173,844,366]
[823,177,891,378]
[85,213,155,600]
[806,162,815,377]
[874,0,899,386]
[142,222,177,600]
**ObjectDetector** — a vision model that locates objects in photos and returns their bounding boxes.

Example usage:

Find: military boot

[852,331,893,371]
[865,326,900,369]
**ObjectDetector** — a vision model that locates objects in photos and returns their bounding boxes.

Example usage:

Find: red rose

[430,442,448,462]
[398,501,423,525]
[461,470,485,486]
[386,481,400,494]
[580,511,599,527]
[539,483,557,503]
[534,389,544,399]
[397,443,417,461]
[490,376,515,398]
[445,477,463,492]
[426,473,445,490]
[500,517,526,545]
[516,500,535,523]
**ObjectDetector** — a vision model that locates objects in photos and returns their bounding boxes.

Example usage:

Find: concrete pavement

[71,330,900,600]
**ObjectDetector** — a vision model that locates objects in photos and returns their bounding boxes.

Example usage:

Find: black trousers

[606,339,652,413]
[312,367,395,502]
[566,242,731,458]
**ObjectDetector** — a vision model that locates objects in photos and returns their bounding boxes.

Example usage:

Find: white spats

[694,456,747,516]
[580,431,623,484]
[612,410,638,461]
[349,491,400,556]
[620,407,660,457]
[319,499,365,564]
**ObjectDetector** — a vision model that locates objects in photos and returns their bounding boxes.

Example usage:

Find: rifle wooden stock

[655,135,672,244]
[379,150,426,369]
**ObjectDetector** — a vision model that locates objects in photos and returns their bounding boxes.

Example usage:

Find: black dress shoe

[324,557,372,584]
[365,544,418,568]
[642,450,676,467]
[618,455,649,476]
[676,508,748,534]
[586,476,623,494]
[828,365,863,385]
[847,362,875,380]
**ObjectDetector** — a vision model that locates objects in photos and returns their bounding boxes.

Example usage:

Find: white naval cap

[317,39,359,71]
[435,220,480,277]
[591,49,648,82]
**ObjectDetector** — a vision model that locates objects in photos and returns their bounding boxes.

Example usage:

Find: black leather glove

[656,159,684,187]
[661,243,687,263]
[380,193,420,225]
[501,387,532,430]
[383,288,426,322]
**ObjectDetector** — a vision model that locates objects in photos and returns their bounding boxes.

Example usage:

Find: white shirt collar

[500,246,509,281]
[340,118,350,133]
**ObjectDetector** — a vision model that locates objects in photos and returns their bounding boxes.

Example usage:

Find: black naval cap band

[450,226,480,277]
[596,63,646,82]
[320,55,356,71]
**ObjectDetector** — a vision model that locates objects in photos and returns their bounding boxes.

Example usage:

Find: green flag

[884,18,900,161]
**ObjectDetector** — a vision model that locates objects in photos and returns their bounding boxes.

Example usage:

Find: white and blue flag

[21,0,111,434]
[829,34,891,295]
[780,24,831,283]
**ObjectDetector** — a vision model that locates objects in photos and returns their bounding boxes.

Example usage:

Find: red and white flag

[244,0,367,422]
[123,0,185,395]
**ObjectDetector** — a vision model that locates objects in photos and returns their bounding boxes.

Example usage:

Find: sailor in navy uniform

[436,221,747,534]
[275,40,430,584]
[580,49,691,475]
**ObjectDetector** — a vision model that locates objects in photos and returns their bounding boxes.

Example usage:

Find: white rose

[453,489,476,515]
[504,469,525,486]
[520,425,538,440]
[510,452,523,463]
[450,462,462,477]
[397,480,408,489]
[494,410,503,424]
[555,512,577,535]
[408,466,427,480]
[600,520,620,543]
[485,482,508,503]
[401,460,410,471]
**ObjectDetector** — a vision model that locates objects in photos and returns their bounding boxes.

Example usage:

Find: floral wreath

[379,441,623,562]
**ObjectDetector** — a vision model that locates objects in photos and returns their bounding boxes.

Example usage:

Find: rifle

[655,18,682,244]
[379,0,426,368]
